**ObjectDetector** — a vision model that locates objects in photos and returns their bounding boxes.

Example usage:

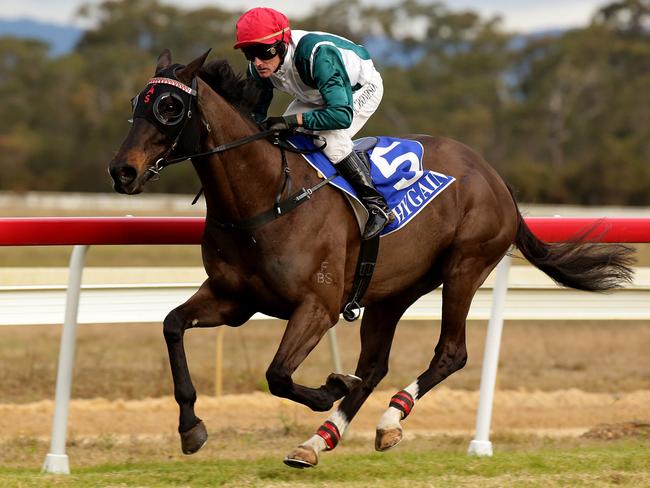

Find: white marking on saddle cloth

[377,381,419,430]
[302,409,349,454]
[371,141,423,190]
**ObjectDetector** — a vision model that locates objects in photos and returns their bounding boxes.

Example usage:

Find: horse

[108,49,634,468]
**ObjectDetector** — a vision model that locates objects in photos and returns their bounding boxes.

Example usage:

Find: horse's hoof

[180,420,208,454]
[283,445,318,469]
[375,427,403,451]
[325,373,363,396]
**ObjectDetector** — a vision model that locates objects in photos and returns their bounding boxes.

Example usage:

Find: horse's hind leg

[163,279,253,454]
[375,255,500,451]
[284,291,419,468]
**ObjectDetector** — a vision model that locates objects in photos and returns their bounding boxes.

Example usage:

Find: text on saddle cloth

[288,135,456,236]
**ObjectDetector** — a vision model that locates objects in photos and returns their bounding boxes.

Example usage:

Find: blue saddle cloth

[288,134,455,236]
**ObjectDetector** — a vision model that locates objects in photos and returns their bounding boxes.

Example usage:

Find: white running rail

[3,266,650,326]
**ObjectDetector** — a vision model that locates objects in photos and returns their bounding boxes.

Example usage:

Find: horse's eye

[154,92,185,125]
[159,95,183,115]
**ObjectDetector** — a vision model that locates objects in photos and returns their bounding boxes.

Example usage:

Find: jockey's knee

[321,132,353,163]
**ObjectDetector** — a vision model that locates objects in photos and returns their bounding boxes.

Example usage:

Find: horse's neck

[194,89,284,222]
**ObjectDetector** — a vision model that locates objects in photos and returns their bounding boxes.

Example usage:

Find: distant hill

[0,18,82,57]
[0,17,566,62]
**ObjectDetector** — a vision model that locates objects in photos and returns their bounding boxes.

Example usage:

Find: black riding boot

[336,151,392,240]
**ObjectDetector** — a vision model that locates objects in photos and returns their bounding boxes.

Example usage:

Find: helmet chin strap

[275,42,288,71]
[276,30,288,68]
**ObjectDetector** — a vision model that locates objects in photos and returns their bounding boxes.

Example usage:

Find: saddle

[352,136,379,170]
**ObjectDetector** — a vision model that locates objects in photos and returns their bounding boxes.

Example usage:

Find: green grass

[1,441,648,487]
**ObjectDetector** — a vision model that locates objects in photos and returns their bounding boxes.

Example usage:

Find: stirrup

[369,204,394,226]
[371,205,392,222]
[363,207,390,240]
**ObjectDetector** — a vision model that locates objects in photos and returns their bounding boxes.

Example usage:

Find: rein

[138,73,333,231]
[153,127,325,171]
[152,127,279,172]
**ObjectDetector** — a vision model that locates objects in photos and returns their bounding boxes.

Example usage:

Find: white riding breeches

[283,70,384,163]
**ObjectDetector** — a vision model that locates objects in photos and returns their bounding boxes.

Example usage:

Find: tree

[594,0,650,36]
[0,38,51,190]
[502,0,650,205]
[1,0,648,205]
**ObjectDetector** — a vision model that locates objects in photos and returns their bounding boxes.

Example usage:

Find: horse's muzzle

[109,163,141,194]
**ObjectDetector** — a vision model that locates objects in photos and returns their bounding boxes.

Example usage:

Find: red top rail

[525,218,650,243]
[0,216,649,246]
[0,217,205,246]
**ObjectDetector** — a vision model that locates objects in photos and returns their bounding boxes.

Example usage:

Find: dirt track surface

[1,320,648,446]
[2,388,648,440]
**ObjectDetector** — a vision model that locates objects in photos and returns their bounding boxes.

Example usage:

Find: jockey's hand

[262,114,299,132]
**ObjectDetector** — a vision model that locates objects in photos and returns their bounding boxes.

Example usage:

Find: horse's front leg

[163,279,253,454]
[265,294,360,412]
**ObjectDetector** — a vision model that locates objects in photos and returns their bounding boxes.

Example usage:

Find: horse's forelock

[199,59,261,120]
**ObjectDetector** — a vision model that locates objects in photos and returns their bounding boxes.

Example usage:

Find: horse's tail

[511,198,635,292]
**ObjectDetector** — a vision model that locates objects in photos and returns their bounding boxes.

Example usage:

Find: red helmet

[233,7,291,49]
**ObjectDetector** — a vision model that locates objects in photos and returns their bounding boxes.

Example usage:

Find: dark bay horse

[108,50,634,468]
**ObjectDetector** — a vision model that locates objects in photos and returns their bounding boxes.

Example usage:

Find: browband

[147,77,197,96]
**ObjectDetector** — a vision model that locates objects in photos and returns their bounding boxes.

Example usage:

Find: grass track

[1,441,648,487]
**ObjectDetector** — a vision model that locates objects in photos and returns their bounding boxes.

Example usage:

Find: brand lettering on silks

[289,135,455,236]
[353,83,378,114]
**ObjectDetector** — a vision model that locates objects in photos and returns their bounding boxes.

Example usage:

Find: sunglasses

[242,43,280,62]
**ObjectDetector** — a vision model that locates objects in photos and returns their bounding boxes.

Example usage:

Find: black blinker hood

[132,63,201,156]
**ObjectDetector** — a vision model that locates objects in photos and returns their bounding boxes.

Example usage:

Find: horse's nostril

[113,165,137,186]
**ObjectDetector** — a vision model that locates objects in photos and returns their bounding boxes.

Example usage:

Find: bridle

[130,64,280,178]
[129,65,335,230]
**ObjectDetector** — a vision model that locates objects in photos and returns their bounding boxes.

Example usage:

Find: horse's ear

[156,49,172,73]
[177,49,212,84]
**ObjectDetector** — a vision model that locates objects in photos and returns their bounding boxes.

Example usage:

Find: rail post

[467,253,512,456]
[327,327,343,374]
[42,245,88,474]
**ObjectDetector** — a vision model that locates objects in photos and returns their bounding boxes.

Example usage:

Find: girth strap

[342,235,380,322]
[214,174,336,231]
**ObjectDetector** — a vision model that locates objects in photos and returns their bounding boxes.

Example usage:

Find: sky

[1,0,609,33]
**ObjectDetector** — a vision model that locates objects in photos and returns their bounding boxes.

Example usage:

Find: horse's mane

[198,59,261,121]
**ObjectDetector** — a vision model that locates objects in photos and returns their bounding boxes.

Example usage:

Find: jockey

[234,7,391,240]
